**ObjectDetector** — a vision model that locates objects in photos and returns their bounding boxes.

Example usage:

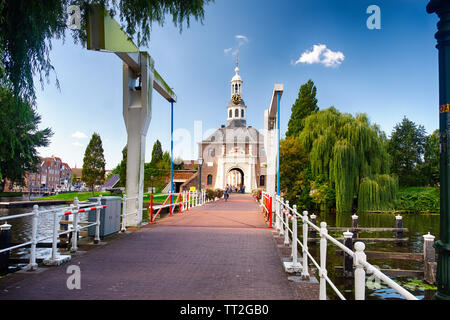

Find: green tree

[280,136,313,210]
[82,133,106,194]
[0,87,52,190]
[118,145,127,187]
[421,129,440,186]
[387,117,427,187]
[151,140,163,164]
[299,107,397,213]
[0,0,213,102]
[286,80,319,137]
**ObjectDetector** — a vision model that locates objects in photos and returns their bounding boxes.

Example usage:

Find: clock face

[232,93,242,104]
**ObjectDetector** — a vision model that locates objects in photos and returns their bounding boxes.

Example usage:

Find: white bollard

[94,196,101,244]
[319,221,328,300]
[284,200,290,246]
[279,197,285,236]
[70,197,80,253]
[121,194,127,232]
[354,242,367,300]
[301,210,310,280]
[26,205,39,271]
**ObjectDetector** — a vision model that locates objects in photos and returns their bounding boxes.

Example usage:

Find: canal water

[303,211,440,300]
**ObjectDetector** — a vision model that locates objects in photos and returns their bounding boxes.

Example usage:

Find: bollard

[354,242,367,300]
[121,194,127,232]
[310,213,317,238]
[284,200,290,246]
[423,232,437,284]
[71,197,79,253]
[94,196,101,244]
[395,215,403,239]
[343,230,354,278]
[279,197,285,236]
[0,222,11,274]
[301,210,310,280]
[26,205,39,271]
[319,221,328,300]
[351,214,359,239]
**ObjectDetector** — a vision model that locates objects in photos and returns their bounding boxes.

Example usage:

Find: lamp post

[427,0,450,300]
[198,158,203,192]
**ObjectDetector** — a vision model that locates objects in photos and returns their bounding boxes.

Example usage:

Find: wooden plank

[335,250,424,261]
[335,266,423,278]
[328,227,408,233]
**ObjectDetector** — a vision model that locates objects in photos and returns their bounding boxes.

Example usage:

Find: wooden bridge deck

[0,194,318,300]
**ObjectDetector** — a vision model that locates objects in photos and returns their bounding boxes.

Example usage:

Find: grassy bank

[394,186,440,213]
[36,192,117,202]
[0,192,23,197]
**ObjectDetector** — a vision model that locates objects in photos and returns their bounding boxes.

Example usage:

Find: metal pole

[302,210,310,280]
[171,101,174,195]
[94,196,101,244]
[319,221,328,300]
[26,205,39,271]
[121,194,127,232]
[277,91,281,196]
[291,205,299,267]
[279,197,285,236]
[427,0,450,300]
[284,200,290,246]
[71,197,79,253]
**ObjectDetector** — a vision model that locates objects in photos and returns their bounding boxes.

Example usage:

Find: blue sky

[35,0,440,170]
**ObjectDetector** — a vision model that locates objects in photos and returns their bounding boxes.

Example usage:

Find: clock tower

[227,58,247,127]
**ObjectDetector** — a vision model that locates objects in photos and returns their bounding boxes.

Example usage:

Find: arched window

[207,175,213,185]
[235,109,239,117]
[241,109,244,118]
[260,175,265,186]
[229,109,232,118]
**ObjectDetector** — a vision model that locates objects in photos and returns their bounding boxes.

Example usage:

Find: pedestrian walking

[224,184,230,201]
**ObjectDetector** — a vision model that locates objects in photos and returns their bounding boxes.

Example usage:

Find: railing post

[351,214,358,239]
[71,197,79,253]
[26,205,39,271]
[302,210,310,280]
[169,192,173,216]
[319,221,328,300]
[150,194,154,222]
[121,194,127,232]
[343,230,354,278]
[44,209,71,266]
[94,196,101,244]
[51,210,59,260]
[188,191,190,210]
[354,241,367,300]
[284,200,290,246]
[269,195,273,228]
[279,197,285,236]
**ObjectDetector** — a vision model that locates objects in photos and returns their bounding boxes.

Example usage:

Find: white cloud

[295,44,345,67]
[72,131,88,139]
[224,47,232,54]
[72,142,84,147]
[235,35,248,43]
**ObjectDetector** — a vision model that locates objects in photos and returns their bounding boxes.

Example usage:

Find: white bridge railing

[0,196,106,271]
[271,195,418,300]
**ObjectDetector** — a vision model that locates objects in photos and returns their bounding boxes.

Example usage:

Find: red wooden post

[269,195,273,228]
[178,194,182,213]
[150,194,154,224]
[187,192,189,211]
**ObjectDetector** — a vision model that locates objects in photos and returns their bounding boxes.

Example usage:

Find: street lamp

[198,158,203,192]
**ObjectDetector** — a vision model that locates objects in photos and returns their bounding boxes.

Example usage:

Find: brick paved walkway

[0,194,318,300]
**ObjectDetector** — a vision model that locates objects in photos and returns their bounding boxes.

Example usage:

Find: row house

[27,157,73,192]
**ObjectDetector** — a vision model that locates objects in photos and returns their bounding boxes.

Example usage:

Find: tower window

[207,174,213,185]
[241,109,244,118]
[235,109,239,117]
[229,109,232,118]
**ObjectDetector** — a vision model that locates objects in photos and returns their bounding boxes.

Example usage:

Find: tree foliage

[299,107,397,213]
[286,80,319,137]
[387,117,427,187]
[0,87,52,190]
[151,139,163,165]
[421,129,439,186]
[0,0,213,102]
[82,132,105,193]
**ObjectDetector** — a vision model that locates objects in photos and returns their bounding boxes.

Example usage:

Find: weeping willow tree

[299,107,397,212]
